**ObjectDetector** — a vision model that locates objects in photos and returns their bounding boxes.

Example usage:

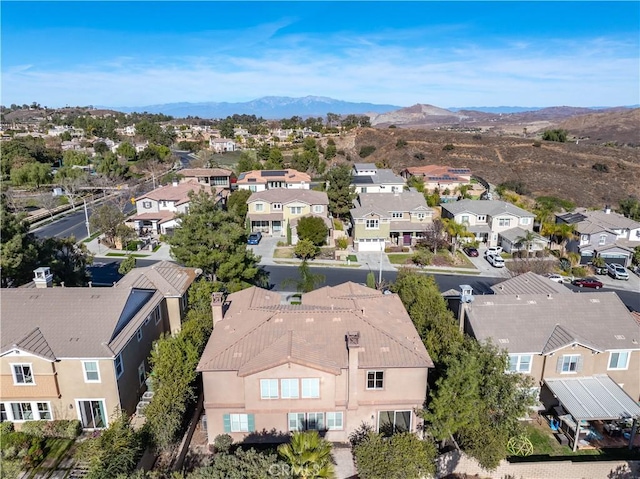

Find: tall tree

[168,190,267,291]
[325,164,356,219]
[265,147,284,169]
[286,260,326,293]
[37,236,93,286]
[0,196,39,287]
[90,204,125,246]
[296,216,329,246]
[278,431,335,479]
[226,188,252,220]
[441,218,473,254]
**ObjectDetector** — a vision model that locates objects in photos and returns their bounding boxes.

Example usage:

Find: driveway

[466,246,511,278]
[248,235,281,265]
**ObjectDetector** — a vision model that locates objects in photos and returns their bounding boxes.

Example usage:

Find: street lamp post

[378,238,383,286]
[83,198,91,238]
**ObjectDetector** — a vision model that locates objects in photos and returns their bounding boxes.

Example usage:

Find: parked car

[572,277,604,289]
[486,254,505,268]
[606,263,629,280]
[545,273,566,283]
[484,246,503,257]
[247,232,262,245]
[463,247,479,257]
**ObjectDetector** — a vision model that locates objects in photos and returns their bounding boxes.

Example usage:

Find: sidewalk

[84,237,175,261]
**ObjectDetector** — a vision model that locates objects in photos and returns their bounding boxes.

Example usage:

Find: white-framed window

[306,412,324,430]
[508,354,532,373]
[301,378,320,398]
[2,402,52,422]
[499,218,512,227]
[416,213,426,220]
[461,215,469,223]
[10,402,34,421]
[378,410,411,435]
[272,203,282,210]
[114,354,124,379]
[560,354,581,373]
[366,371,384,390]
[477,215,486,222]
[281,379,299,398]
[12,364,34,385]
[520,217,531,225]
[365,219,379,230]
[313,205,323,214]
[255,203,264,212]
[154,307,161,325]
[249,185,257,192]
[83,361,101,383]
[260,379,279,399]
[230,414,249,432]
[391,212,403,219]
[608,351,630,370]
[161,201,167,207]
[76,399,107,429]
[138,362,146,386]
[288,412,305,431]
[326,412,344,430]
[289,206,302,215]
[598,234,607,245]
[360,187,367,193]
[142,201,152,209]
[0,404,7,422]
[37,402,51,420]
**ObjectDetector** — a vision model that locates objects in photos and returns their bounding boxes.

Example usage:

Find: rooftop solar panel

[352,176,375,184]
[261,170,287,177]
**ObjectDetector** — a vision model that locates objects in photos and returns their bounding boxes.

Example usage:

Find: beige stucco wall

[283,202,312,222]
[249,201,273,215]
[353,216,391,240]
[166,297,183,335]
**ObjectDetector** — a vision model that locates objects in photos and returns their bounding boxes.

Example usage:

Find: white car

[484,246,503,257]
[546,274,565,283]
[607,263,629,280]
[486,254,505,268]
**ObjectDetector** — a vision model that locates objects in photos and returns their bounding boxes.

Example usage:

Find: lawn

[105,252,150,258]
[388,253,413,265]
[274,247,294,259]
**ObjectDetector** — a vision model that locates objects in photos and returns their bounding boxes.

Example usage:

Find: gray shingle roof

[465,292,640,354]
[442,199,535,218]
[115,260,200,297]
[491,272,572,295]
[351,192,432,219]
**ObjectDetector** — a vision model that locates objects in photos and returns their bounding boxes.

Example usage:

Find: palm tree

[553,223,576,256]
[278,430,336,479]
[442,218,473,254]
[514,230,538,257]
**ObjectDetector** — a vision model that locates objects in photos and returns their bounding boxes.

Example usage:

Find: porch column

[629,418,637,450]
[573,422,581,451]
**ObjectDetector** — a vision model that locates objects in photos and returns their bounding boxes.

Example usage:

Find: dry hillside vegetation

[325,128,639,208]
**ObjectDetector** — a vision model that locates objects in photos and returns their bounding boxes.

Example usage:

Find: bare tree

[507,256,557,276]
[38,191,60,219]
[418,219,449,253]
[59,172,88,210]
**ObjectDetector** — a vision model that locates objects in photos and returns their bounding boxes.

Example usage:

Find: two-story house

[247,189,331,244]
[350,192,434,251]
[209,138,236,153]
[179,168,235,189]
[131,180,224,236]
[351,164,406,194]
[458,285,640,450]
[400,165,472,193]
[236,169,311,192]
[441,199,544,251]
[0,263,199,429]
[557,207,640,267]
[196,283,433,444]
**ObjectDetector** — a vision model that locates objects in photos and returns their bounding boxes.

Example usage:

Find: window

[416,213,426,220]
[287,413,325,431]
[378,410,411,436]
[498,218,512,227]
[306,412,324,430]
[11,403,33,421]
[138,362,146,386]
[598,234,607,245]
[508,354,532,373]
[161,201,167,207]
[37,403,51,420]
[365,219,379,230]
[77,400,107,428]
[281,379,299,398]
[520,217,531,225]
[461,215,469,224]
[477,215,486,222]
[560,354,581,373]
[83,361,100,382]
[255,203,264,212]
[608,351,630,370]
[360,187,367,193]
[260,379,279,399]
[301,378,320,398]
[249,185,257,192]
[142,201,152,209]
[12,364,34,385]
[288,413,305,431]
[114,354,123,379]
[136,328,143,342]
[0,404,7,422]
[272,203,282,210]
[366,371,384,390]
[313,205,323,214]
[326,412,344,430]
[289,206,302,215]
[391,212,403,219]
[230,414,249,432]
[154,307,161,325]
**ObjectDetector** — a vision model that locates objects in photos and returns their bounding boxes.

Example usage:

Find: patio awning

[544,375,640,421]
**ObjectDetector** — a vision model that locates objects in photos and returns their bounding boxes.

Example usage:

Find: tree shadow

[240,428,291,446]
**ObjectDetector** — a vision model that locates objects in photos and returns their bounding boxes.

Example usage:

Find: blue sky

[2,1,639,108]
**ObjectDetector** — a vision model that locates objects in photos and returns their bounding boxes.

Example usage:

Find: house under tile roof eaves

[114,260,200,297]
[441,199,535,218]
[247,189,328,205]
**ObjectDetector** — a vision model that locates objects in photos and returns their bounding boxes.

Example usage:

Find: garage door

[600,255,628,266]
[357,238,385,252]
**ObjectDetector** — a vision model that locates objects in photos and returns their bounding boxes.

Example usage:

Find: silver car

[607,263,629,280]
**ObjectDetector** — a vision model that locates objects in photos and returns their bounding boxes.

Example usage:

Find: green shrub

[412,251,432,266]
[125,240,140,251]
[592,163,609,173]
[20,420,81,439]
[532,141,542,147]
[358,145,376,158]
[333,219,344,231]
[23,438,45,468]
[213,434,233,454]
[1,431,31,459]
[395,139,408,148]
[0,422,15,436]
[335,237,348,249]
[442,144,455,151]
[542,129,568,142]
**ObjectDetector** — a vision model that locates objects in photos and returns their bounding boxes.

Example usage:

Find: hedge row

[19,420,81,439]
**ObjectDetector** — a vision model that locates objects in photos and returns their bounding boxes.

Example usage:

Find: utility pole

[83,198,91,238]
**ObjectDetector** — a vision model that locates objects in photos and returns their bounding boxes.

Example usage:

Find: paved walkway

[84,237,174,261]
[436,450,640,479]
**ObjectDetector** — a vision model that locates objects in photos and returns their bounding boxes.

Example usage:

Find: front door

[77,400,107,429]
[403,234,412,246]
[272,221,282,235]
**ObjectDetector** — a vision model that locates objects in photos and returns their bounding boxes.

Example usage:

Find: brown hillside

[555,108,640,147]
[327,128,640,208]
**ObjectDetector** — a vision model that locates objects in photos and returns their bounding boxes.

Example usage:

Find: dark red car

[572,277,603,289]
[463,247,479,257]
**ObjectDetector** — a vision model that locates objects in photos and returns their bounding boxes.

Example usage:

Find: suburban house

[236,169,311,192]
[458,286,640,449]
[400,165,472,193]
[0,263,199,429]
[179,168,235,189]
[557,207,640,267]
[351,163,406,194]
[209,138,236,153]
[441,199,544,251]
[247,189,331,244]
[196,283,433,444]
[130,179,225,236]
[350,192,434,251]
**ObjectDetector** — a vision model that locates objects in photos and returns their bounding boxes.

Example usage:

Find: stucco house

[441,199,544,251]
[557,207,640,267]
[247,189,331,244]
[0,262,199,429]
[179,168,235,189]
[350,192,434,251]
[196,283,433,444]
[400,165,472,193]
[236,169,311,192]
[209,138,236,153]
[351,163,406,194]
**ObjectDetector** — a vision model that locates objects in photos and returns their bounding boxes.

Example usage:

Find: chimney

[172,179,179,187]
[33,267,53,288]
[346,332,362,410]
[458,285,474,332]
[604,205,611,214]
[211,292,225,326]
